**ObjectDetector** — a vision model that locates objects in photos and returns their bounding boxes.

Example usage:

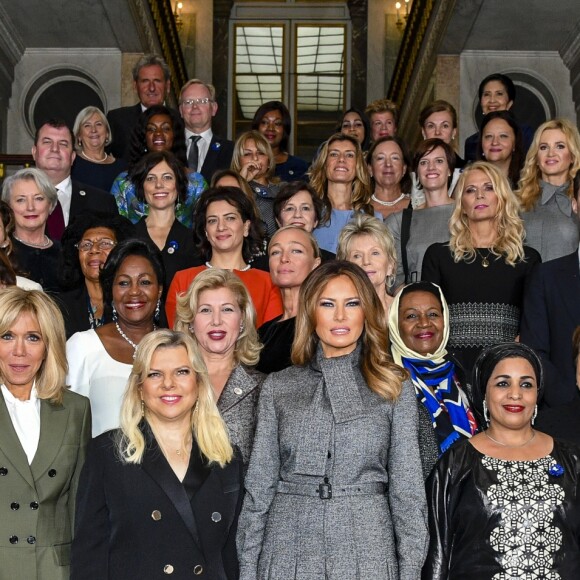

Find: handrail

[388,0,435,106]
[147,0,188,101]
[0,155,34,179]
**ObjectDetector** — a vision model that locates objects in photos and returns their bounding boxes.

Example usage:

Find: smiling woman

[423,342,580,579]
[72,329,243,580]
[67,239,165,436]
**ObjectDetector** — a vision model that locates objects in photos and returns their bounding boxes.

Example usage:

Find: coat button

[193,565,203,575]
[233,387,243,396]
[27,536,36,544]
[30,502,39,510]
[151,510,162,521]
[48,469,57,477]
[0,467,7,476]
[211,511,221,522]
[79,190,86,196]
[9,536,18,544]
[10,502,19,510]
[163,564,174,574]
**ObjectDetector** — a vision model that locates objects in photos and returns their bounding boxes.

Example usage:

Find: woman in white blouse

[0,288,91,579]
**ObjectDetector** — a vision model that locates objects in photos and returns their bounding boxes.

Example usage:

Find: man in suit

[32,119,118,241]
[106,54,171,161]
[179,79,234,184]
[520,247,580,408]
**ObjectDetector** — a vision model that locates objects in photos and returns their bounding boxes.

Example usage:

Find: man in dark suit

[32,119,118,241]
[179,79,234,184]
[520,248,580,408]
[106,55,171,161]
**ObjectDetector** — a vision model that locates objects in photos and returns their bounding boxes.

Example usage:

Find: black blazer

[520,250,580,407]
[199,135,235,184]
[106,103,143,161]
[72,426,242,580]
[70,180,118,219]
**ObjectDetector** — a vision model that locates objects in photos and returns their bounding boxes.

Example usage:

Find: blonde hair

[308,133,373,225]
[336,213,397,280]
[268,225,321,260]
[173,269,262,366]
[73,106,111,152]
[450,161,525,266]
[231,130,277,183]
[517,118,580,211]
[291,261,407,401]
[118,330,233,466]
[0,288,67,404]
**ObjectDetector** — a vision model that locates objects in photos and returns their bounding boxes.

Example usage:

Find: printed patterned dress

[423,439,580,579]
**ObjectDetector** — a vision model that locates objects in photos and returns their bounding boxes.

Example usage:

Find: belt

[276,480,386,500]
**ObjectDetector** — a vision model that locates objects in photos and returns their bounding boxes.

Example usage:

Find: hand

[240,162,262,182]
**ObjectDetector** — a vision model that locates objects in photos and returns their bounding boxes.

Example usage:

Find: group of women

[0,87,580,579]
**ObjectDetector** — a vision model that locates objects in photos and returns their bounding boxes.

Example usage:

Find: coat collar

[140,423,203,550]
[0,393,70,489]
[217,365,262,414]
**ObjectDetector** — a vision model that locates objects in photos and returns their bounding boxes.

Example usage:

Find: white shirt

[185,127,213,172]
[55,176,73,225]
[1,383,41,464]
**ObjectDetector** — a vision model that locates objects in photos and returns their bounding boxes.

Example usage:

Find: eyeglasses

[75,239,117,252]
[180,98,213,107]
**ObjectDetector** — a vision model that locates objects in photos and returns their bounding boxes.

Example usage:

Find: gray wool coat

[217,365,265,468]
[237,345,428,580]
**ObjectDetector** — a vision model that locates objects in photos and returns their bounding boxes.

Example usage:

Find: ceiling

[440,0,580,54]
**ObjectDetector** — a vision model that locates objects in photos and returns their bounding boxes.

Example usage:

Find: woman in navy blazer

[72,329,243,579]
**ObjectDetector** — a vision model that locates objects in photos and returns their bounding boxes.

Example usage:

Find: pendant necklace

[477,248,492,268]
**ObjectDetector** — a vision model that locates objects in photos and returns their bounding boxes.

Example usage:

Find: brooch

[167,240,179,254]
[211,142,221,151]
[548,462,565,477]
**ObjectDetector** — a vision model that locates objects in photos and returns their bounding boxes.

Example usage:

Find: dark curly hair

[131,150,189,205]
[193,186,265,262]
[273,181,325,226]
[99,239,165,320]
[58,212,135,289]
[127,105,187,170]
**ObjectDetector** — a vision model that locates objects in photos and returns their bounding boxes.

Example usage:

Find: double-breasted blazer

[0,389,91,580]
[237,345,428,580]
[72,425,243,579]
[218,365,265,468]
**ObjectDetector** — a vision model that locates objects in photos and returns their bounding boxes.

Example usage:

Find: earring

[188,324,194,335]
[154,299,161,323]
[386,274,396,289]
[112,303,118,322]
[532,405,538,425]
[141,399,145,418]
[483,399,490,425]
[239,323,245,334]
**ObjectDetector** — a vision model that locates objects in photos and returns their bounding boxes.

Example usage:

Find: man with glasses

[179,79,234,184]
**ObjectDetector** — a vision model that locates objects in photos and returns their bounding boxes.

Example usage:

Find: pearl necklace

[205,261,251,272]
[81,150,108,163]
[484,429,536,448]
[13,234,51,248]
[115,321,156,359]
[371,192,408,207]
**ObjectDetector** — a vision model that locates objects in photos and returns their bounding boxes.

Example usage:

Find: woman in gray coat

[237,261,428,580]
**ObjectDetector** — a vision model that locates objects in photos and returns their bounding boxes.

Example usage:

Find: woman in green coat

[0,288,91,580]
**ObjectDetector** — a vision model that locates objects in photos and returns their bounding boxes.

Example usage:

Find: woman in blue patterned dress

[423,342,580,579]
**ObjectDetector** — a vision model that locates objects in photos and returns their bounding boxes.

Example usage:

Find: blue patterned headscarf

[388,282,477,454]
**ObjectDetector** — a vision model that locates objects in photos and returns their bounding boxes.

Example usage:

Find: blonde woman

[337,213,397,314]
[231,130,280,236]
[174,268,265,466]
[0,289,91,579]
[517,117,580,262]
[309,133,374,254]
[238,260,428,579]
[72,329,243,580]
[422,161,541,377]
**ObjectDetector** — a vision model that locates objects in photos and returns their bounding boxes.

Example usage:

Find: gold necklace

[484,429,536,448]
[476,248,492,268]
